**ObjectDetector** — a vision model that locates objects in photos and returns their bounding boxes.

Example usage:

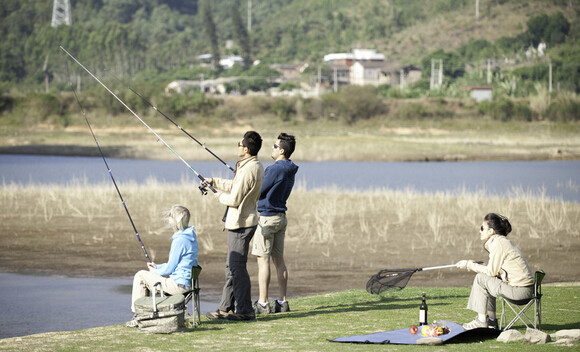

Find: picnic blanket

[331,321,498,345]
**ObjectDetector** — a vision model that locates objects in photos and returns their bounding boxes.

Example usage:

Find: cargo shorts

[251,213,287,258]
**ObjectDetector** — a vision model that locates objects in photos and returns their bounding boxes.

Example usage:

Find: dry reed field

[0,180,579,299]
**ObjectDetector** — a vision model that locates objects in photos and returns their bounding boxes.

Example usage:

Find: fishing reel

[198,185,208,195]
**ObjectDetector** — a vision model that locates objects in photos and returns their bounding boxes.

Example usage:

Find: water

[0,154,579,338]
[0,273,217,339]
[0,154,579,202]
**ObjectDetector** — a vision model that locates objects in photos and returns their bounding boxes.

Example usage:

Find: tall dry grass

[1,179,579,283]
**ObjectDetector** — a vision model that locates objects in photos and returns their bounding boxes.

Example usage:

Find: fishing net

[366,268,419,294]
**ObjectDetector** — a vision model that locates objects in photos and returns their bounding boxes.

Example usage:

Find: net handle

[419,261,483,272]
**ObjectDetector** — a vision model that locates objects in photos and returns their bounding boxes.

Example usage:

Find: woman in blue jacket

[127,205,198,327]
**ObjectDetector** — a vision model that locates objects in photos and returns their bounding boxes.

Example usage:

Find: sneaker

[487,318,499,330]
[274,300,290,313]
[205,309,233,320]
[125,315,138,328]
[225,311,256,321]
[253,301,271,314]
[462,317,488,330]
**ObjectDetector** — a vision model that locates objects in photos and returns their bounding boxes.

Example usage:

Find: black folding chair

[183,265,202,326]
[500,270,545,330]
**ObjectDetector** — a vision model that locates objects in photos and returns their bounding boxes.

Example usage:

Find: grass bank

[0,287,578,351]
[1,95,580,162]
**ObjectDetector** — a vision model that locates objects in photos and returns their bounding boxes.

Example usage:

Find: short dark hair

[243,131,262,156]
[484,213,512,236]
[277,132,296,158]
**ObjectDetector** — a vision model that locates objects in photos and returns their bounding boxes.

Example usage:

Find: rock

[416,337,443,345]
[497,329,524,343]
[551,338,576,346]
[553,329,580,341]
[524,328,551,344]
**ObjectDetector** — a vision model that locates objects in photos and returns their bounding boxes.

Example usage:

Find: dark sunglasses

[273,143,279,149]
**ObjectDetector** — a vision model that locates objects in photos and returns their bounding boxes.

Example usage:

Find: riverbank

[1,181,579,299]
[1,117,580,162]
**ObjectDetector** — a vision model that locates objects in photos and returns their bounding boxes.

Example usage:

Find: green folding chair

[500,270,545,330]
[183,265,202,327]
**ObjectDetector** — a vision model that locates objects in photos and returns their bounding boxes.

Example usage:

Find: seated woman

[456,213,533,330]
[126,205,198,327]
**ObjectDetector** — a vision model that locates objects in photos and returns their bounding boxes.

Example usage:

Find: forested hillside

[1,0,578,93]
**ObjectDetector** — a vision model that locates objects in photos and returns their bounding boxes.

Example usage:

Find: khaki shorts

[251,213,287,258]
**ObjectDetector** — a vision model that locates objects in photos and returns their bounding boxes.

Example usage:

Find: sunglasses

[273,143,279,149]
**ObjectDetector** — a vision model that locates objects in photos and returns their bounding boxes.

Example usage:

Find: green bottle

[419,292,428,326]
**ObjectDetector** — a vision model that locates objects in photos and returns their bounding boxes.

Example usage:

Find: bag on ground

[134,287,185,334]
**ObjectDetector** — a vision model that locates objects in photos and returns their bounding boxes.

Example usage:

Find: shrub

[0,95,14,113]
[270,98,296,121]
[323,85,387,123]
[477,99,534,121]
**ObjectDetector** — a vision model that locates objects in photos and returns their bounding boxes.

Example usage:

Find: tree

[201,0,221,72]
[230,4,251,70]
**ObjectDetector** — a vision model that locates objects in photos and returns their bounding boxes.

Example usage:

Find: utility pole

[549,62,552,92]
[317,65,321,96]
[333,67,338,93]
[247,0,252,33]
[438,59,443,87]
[400,69,404,90]
[49,0,72,92]
[475,0,479,21]
[430,59,435,89]
[487,59,491,84]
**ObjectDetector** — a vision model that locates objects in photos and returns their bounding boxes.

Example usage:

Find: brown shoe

[205,310,233,320]
[226,312,256,321]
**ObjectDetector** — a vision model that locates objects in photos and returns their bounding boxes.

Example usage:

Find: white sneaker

[462,317,487,330]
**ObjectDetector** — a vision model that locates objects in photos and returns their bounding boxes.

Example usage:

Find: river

[0,154,579,202]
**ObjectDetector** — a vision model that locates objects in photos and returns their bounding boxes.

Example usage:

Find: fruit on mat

[409,325,418,334]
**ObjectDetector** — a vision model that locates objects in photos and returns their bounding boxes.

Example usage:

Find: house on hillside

[466,86,493,102]
[323,49,386,87]
[165,77,240,95]
[350,61,387,86]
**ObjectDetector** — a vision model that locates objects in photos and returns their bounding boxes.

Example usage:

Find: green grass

[1,286,578,351]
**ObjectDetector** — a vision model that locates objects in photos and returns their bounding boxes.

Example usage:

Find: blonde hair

[166,205,190,231]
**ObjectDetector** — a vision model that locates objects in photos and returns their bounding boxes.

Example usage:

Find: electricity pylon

[51,0,72,27]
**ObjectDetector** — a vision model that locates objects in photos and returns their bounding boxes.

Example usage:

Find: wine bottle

[419,292,428,326]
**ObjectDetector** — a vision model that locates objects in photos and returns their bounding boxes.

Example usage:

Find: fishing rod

[60,46,216,195]
[70,86,152,263]
[119,82,235,173]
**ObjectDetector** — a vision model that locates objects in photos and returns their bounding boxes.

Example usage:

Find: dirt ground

[1,214,577,302]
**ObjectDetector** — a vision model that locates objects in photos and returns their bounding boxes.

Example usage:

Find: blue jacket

[154,226,198,286]
[258,159,299,216]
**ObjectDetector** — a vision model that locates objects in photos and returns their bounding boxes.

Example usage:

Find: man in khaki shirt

[204,131,264,321]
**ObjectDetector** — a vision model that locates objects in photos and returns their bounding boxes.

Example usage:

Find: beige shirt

[212,156,264,230]
[468,235,534,287]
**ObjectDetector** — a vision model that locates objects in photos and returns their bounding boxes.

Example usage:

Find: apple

[409,325,418,334]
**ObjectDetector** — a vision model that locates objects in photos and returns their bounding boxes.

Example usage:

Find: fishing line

[69,84,152,263]
[60,46,216,195]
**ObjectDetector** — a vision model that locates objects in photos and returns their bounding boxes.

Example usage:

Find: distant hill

[0,0,577,89]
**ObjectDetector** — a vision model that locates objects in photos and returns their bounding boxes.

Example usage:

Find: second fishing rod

[122,84,235,174]
[60,46,216,195]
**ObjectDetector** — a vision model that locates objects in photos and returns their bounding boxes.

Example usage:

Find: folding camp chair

[500,270,545,331]
[183,265,202,326]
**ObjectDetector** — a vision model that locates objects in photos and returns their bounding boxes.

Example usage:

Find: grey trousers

[466,273,533,315]
[218,226,256,314]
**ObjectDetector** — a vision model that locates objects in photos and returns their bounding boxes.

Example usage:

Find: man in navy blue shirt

[251,133,299,314]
